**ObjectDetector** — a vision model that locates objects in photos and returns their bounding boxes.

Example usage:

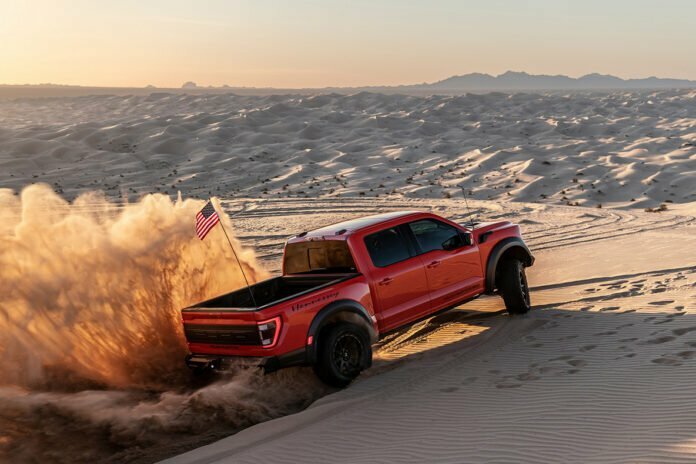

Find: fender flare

[305,299,378,365]
[485,237,534,294]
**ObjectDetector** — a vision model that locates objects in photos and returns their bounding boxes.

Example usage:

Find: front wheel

[313,322,372,388]
[497,258,531,315]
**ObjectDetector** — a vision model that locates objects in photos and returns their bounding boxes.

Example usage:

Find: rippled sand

[1,91,694,208]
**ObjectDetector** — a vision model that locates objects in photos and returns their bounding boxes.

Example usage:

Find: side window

[408,219,461,254]
[364,227,412,267]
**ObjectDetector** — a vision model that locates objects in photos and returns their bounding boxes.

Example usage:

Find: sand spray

[0,185,327,463]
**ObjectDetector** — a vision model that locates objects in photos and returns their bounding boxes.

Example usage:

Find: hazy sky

[2,0,695,88]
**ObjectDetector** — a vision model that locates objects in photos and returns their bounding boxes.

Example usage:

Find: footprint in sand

[600,281,624,288]
[641,335,676,345]
[655,319,675,325]
[516,373,541,381]
[539,366,562,374]
[652,357,682,366]
[495,375,522,388]
[649,300,675,306]
[655,314,686,325]
[440,386,459,393]
[496,382,522,389]
[672,327,696,336]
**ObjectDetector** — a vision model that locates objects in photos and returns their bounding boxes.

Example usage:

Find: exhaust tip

[186,354,222,371]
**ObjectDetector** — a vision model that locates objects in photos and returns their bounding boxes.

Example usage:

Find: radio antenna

[459,184,477,230]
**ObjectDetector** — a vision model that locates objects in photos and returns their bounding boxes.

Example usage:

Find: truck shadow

[360,298,693,388]
[368,296,509,369]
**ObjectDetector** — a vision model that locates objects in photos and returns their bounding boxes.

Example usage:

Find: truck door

[406,219,484,311]
[363,226,431,332]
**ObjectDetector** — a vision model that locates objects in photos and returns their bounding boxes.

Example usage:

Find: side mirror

[460,231,473,246]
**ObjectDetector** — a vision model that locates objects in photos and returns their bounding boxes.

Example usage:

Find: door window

[408,219,462,254]
[364,227,412,267]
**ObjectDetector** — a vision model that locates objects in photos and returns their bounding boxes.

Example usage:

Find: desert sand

[1,90,694,208]
[0,91,695,463]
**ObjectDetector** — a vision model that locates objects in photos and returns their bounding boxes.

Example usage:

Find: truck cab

[182,211,534,387]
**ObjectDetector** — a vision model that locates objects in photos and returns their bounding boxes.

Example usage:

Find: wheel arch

[485,237,534,294]
[306,299,377,364]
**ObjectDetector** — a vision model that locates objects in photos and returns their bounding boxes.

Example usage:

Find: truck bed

[183,274,358,312]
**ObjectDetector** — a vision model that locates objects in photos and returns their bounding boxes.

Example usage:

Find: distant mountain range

[2,72,696,99]
[175,72,696,91]
[422,71,696,90]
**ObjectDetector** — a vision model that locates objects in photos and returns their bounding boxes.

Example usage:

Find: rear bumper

[185,348,307,374]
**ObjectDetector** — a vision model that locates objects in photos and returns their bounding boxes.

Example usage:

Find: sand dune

[1,91,694,209]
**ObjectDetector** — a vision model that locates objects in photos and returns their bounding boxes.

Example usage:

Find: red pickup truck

[183,211,534,387]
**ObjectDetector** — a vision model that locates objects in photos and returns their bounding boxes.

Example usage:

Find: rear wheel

[313,322,371,388]
[497,258,531,315]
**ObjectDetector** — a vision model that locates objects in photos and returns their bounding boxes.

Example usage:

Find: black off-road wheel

[313,322,372,388]
[497,258,531,315]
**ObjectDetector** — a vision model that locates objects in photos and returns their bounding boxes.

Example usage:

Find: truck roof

[289,210,422,241]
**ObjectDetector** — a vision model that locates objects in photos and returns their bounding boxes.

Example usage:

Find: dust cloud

[0,185,327,463]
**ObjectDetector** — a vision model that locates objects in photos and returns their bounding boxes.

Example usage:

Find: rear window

[284,240,356,274]
[364,227,412,267]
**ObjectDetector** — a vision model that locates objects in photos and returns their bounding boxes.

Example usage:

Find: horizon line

[2,70,696,90]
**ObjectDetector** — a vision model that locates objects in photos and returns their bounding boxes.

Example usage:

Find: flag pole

[212,201,259,308]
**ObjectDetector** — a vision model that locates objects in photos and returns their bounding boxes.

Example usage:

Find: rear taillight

[257,316,281,348]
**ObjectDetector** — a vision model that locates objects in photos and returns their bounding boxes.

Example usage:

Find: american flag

[195,200,220,240]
